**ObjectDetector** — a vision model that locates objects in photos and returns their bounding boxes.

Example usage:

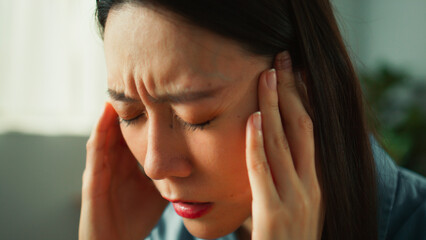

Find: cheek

[186,116,252,198]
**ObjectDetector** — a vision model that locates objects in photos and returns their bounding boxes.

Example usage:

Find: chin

[181,206,251,239]
[183,219,240,239]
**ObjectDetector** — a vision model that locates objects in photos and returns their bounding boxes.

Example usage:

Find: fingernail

[275,51,292,71]
[253,112,262,131]
[266,69,276,90]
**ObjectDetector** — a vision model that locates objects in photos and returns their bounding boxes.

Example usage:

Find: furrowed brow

[148,88,221,104]
[107,88,222,104]
[107,89,139,103]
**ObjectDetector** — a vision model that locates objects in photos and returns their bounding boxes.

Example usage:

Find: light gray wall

[0,133,86,240]
[333,0,426,78]
[362,0,426,78]
[332,0,369,68]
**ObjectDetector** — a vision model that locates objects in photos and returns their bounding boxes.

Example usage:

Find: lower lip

[172,202,213,219]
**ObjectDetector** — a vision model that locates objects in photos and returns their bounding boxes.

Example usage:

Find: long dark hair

[95,0,378,239]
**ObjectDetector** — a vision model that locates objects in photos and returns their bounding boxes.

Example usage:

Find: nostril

[145,120,193,179]
[143,158,165,180]
[143,151,192,180]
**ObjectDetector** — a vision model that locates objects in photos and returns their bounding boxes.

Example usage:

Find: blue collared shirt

[373,140,426,239]
[147,141,426,240]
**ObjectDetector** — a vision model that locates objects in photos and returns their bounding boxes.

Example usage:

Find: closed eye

[118,112,214,130]
[174,114,213,131]
[118,114,145,127]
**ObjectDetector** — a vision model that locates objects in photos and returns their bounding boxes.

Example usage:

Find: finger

[105,106,123,169]
[274,51,316,184]
[257,68,298,196]
[106,109,120,149]
[295,71,311,116]
[85,102,117,174]
[245,112,280,205]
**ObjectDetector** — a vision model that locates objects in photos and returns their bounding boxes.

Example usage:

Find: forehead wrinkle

[106,5,259,106]
[124,71,140,100]
[134,72,155,105]
[108,67,141,103]
[135,11,234,92]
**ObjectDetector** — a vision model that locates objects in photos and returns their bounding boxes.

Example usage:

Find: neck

[237,217,252,240]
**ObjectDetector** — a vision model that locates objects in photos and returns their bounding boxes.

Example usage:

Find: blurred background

[0,0,425,239]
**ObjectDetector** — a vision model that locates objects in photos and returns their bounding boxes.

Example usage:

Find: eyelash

[174,115,211,131]
[118,113,212,131]
[118,114,144,127]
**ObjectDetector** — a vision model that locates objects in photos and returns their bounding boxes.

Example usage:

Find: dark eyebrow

[107,89,139,103]
[107,88,222,104]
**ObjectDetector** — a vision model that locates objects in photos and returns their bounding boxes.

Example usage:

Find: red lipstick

[164,197,213,219]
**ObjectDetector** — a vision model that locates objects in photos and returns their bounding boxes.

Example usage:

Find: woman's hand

[245,51,323,240]
[79,103,168,240]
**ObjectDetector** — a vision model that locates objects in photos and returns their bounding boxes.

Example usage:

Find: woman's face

[104,5,270,239]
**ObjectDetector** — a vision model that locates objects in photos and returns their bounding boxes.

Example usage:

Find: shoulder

[372,139,426,240]
[390,168,426,240]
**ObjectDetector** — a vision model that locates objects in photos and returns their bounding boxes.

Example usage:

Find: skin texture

[79,3,323,240]
[246,56,323,240]
[104,5,269,239]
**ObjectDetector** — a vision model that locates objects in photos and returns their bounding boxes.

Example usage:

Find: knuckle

[310,182,322,205]
[270,134,289,151]
[86,138,94,150]
[250,158,270,175]
[280,79,297,91]
[298,114,314,133]
[86,136,104,152]
[282,136,290,151]
[266,98,279,111]
[291,188,310,213]
[269,208,291,228]
[250,136,264,151]
[296,195,310,216]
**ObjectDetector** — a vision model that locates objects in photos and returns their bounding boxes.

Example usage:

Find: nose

[143,115,192,180]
